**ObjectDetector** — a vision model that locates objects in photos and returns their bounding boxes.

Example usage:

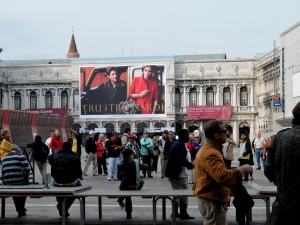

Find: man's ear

[213,133,219,140]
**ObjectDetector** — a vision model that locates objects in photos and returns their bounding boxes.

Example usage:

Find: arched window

[120,122,131,134]
[175,88,181,107]
[45,91,52,108]
[14,92,21,110]
[73,89,79,110]
[240,87,248,106]
[61,91,68,108]
[206,87,214,105]
[30,91,37,109]
[223,87,231,105]
[189,88,197,106]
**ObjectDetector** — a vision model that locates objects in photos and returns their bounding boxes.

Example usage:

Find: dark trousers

[97,157,107,174]
[152,155,159,172]
[56,197,76,213]
[225,160,232,168]
[118,197,132,214]
[141,155,152,175]
[12,197,26,212]
[239,159,250,181]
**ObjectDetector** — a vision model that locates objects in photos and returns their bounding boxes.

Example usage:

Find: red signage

[26,108,68,117]
[187,105,232,120]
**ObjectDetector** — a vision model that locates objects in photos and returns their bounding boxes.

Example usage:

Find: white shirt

[254,138,265,149]
[222,146,227,159]
[181,146,191,177]
[45,137,52,155]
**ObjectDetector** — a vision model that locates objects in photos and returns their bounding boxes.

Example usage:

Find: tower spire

[67,29,79,58]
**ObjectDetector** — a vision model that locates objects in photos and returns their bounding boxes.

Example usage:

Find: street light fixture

[0,48,3,53]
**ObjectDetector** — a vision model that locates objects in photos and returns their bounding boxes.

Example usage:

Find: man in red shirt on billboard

[50,129,62,156]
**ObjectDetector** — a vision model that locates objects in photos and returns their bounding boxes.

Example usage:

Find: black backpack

[54,157,77,184]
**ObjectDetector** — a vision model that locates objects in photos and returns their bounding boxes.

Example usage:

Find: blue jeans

[119,153,123,162]
[255,148,264,167]
[107,157,119,179]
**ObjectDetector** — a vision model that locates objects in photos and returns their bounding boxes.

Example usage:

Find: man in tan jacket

[193,120,253,225]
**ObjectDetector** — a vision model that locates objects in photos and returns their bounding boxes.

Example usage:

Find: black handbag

[116,97,141,114]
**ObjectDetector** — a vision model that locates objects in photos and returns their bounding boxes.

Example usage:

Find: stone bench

[73,188,265,225]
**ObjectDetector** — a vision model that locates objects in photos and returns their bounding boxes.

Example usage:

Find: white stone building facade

[280,21,300,124]
[173,58,257,141]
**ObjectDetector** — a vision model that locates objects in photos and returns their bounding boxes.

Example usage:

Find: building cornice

[280,20,300,37]
[8,82,72,86]
[175,58,257,63]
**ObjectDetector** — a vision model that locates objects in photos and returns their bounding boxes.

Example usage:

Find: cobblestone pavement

[0,147,275,225]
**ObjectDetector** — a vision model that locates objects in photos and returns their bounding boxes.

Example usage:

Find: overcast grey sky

[0,0,299,60]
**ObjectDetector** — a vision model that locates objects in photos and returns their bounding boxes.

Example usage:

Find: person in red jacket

[128,65,159,114]
[50,129,62,156]
[185,134,195,184]
[96,134,107,175]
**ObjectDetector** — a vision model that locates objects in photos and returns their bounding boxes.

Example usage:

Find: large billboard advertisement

[187,105,232,120]
[79,65,166,118]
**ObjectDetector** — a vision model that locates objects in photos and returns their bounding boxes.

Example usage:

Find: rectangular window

[46,96,52,108]
[15,98,21,110]
[240,92,248,106]
[207,93,214,105]
[74,95,79,109]
[30,97,37,109]
[175,93,180,107]
[61,97,68,108]
[190,93,197,106]
[223,93,231,105]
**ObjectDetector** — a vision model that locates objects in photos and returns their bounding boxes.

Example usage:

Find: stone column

[10,92,14,110]
[233,84,237,106]
[186,90,190,106]
[54,88,58,108]
[249,120,253,141]
[199,121,203,130]
[220,90,223,105]
[183,86,186,107]
[69,90,73,112]
[250,85,254,106]
[132,121,136,132]
[116,121,119,133]
[38,90,43,108]
[233,120,238,142]
[199,86,203,105]
[216,85,220,105]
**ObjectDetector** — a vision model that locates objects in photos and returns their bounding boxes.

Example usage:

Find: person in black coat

[51,142,82,218]
[117,148,144,219]
[165,129,194,219]
[264,102,300,225]
[238,132,253,181]
[27,135,49,184]
[67,130,82,156]
[68,130,83,180]
[82,131,98,176]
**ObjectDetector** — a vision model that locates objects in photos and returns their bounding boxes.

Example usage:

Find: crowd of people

[0,102,300,224]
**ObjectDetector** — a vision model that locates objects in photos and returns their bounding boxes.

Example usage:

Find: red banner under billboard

[187,105,232,120]
[26,108,68,117]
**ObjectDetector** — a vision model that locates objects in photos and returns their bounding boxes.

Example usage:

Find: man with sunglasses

[194,120,253,224]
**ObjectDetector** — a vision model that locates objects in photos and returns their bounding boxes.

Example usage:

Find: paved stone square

[0,147,275,225]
